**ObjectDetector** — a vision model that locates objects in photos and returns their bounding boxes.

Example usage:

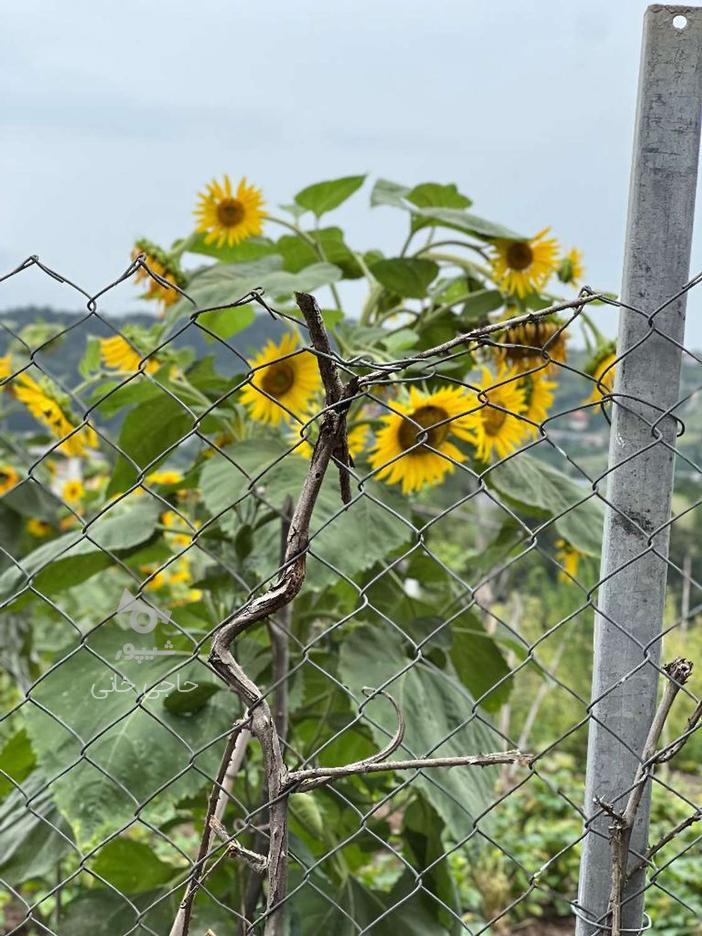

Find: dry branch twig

[602,657,693,936]
[175,289,545,936]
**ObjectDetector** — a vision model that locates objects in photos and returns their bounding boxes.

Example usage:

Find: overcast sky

[2,0,702,342]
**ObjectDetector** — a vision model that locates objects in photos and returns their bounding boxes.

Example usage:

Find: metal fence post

[576,5,702,933]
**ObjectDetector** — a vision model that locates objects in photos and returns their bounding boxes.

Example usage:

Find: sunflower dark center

[216,198,246,228]
[261,363,294,398]
[398,405,450,452]
[506,241,533,271]
[483,407,508,436]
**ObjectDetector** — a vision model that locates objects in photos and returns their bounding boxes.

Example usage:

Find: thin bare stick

[244,502,294,929]
[210,817,269,873]
[169,717,251,936]
[604,658,693,935]
[654,697,702,763]
[267,498,294,744]
[286,750,532,794]
[201,296,354,936]
[294,290,354,504]
[627,807,702,879]
[355,290,604,388]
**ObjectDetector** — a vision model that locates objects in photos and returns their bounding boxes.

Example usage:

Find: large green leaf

[199,439,412,588]
[408,181,472,210]
[24,627,232,849]
[294,175,366,217]
[371,178,523,241]
[90,838,180,894]
[169,256,342,321]
[2,481,58,521]
[197,302,256,341]
[60,888,243,936]
[276,227,362,279]
[404,796,463,934]
[106,392,194,497]
[486,452,604,556]
[0,729,36,800]
[0,500,161,606]
[339,625,498,838]
[371,257,439,299]
[288,872,445,936]
[184,232,279,264]
[0,771,74,885]
[449,609,512,712]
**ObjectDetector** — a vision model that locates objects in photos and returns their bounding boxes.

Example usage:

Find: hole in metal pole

[673,14,688,30]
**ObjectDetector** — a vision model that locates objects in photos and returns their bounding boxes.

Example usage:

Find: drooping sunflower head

[495,315,568,375]
[194,175,266,248]
[369,386,474,494]
[132,239,186,310]
[469,365,528,463]
[11,372,97,457]
[584,341,617,404]
[520,373,557,437]
[490,228,560,298]
[558,247,585,287]
[0,464,20,497]
[240,332,321,426]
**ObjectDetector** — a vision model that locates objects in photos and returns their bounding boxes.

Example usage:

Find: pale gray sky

[1,0,701,341]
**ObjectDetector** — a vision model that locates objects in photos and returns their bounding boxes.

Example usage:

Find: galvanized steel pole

[576,6,702,934]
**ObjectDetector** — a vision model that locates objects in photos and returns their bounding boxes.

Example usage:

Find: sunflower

[558,247,585,286]
[521,373,557,437]
[99,336,158,374]
[369,386,474,494]
[0,464,20,496]
[195,175,266,248]
[26,518,51,537]
[147,469,183,486]
[585,342,617,404]
[468,365,528,462]
[495,315,568,374]
[0,355,12,380]
[12,372,97,456]
[61,479,84,505]
[556,538,582,583]
[140,563,169,591]
[162,510,197,548]
[240,332,321,426]
[132,238,186,310]
[490,228,560,298]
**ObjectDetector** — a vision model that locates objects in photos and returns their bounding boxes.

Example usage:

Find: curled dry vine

[169,289,606,936]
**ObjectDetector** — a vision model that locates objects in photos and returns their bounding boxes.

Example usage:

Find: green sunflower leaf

[183,232,278,264]
[486,452,604,556]
[168,257,342,321]
[371,178,523,241]
[276,227,363,279]
[294,174,366,217]
[370,258,439,299]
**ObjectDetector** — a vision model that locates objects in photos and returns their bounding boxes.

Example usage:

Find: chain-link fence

[1,250,701,936]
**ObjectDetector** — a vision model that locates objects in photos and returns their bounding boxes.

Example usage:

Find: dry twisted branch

[172,291,534,936]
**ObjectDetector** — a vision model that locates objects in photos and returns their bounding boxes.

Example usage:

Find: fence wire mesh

[1,254,701,936]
